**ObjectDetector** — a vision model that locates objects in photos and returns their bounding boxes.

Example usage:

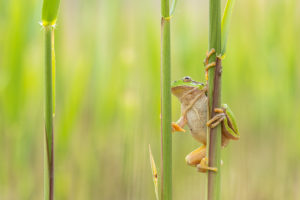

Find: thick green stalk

[44,25,54,200]
[161,0,172,199]
[207,0,222,199]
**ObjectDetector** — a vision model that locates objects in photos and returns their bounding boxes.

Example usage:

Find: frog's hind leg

[185,146,218,173]
[185,145,206,166]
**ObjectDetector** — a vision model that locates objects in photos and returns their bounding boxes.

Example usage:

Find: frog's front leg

[173,87,207,133]
[204,48,216,81]
[172,116,186,132]
[185,146,218,173]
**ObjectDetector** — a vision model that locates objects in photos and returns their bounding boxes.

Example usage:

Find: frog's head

[171,76,205,99]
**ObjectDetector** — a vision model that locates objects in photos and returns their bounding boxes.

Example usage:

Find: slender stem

[160,0,172,199]
[207,0,222,199]
[51,29,56,116]
[44,25,54,200]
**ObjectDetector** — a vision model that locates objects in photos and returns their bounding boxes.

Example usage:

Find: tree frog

[171,76,240,172]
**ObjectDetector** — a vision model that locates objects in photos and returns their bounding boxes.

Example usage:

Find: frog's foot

[172,122,185,132]
[197,157,218,173]
[172,116,187,133]
[206,108,226,129]
[203,48,216,80]
[185,145,206,166]
[185,146,218,173]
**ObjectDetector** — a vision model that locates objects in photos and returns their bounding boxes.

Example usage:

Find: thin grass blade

[221,0,235,57]
[42,0,61,26]
[169,0,178,17]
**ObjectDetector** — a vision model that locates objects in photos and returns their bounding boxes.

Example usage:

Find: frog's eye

[183,76,192,82]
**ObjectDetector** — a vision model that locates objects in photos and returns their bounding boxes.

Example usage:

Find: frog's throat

[179,87,199,102]
[176,85,207,103]
[181,89,207,117]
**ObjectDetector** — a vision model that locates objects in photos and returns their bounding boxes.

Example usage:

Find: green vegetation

[42,0,60,199]
[43,26,55,200]
[207,0,222,199]
[221,0,235,56]
[161,0,172,199]
[0,0,300,199]
[42,0,60,26]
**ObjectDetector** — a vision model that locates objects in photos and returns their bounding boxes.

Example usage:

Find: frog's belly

[187,114,207,144]
[185,99,208,144]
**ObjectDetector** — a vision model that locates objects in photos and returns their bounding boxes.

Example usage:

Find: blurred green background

[1,0,300,199]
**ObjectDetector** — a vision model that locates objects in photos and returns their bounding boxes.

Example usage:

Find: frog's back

[183,95,208,144]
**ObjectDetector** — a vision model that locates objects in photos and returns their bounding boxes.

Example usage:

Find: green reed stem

[161,0,172,199]
[44,25,55,200]
[42,0,59,198]
[207,0,222,199]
